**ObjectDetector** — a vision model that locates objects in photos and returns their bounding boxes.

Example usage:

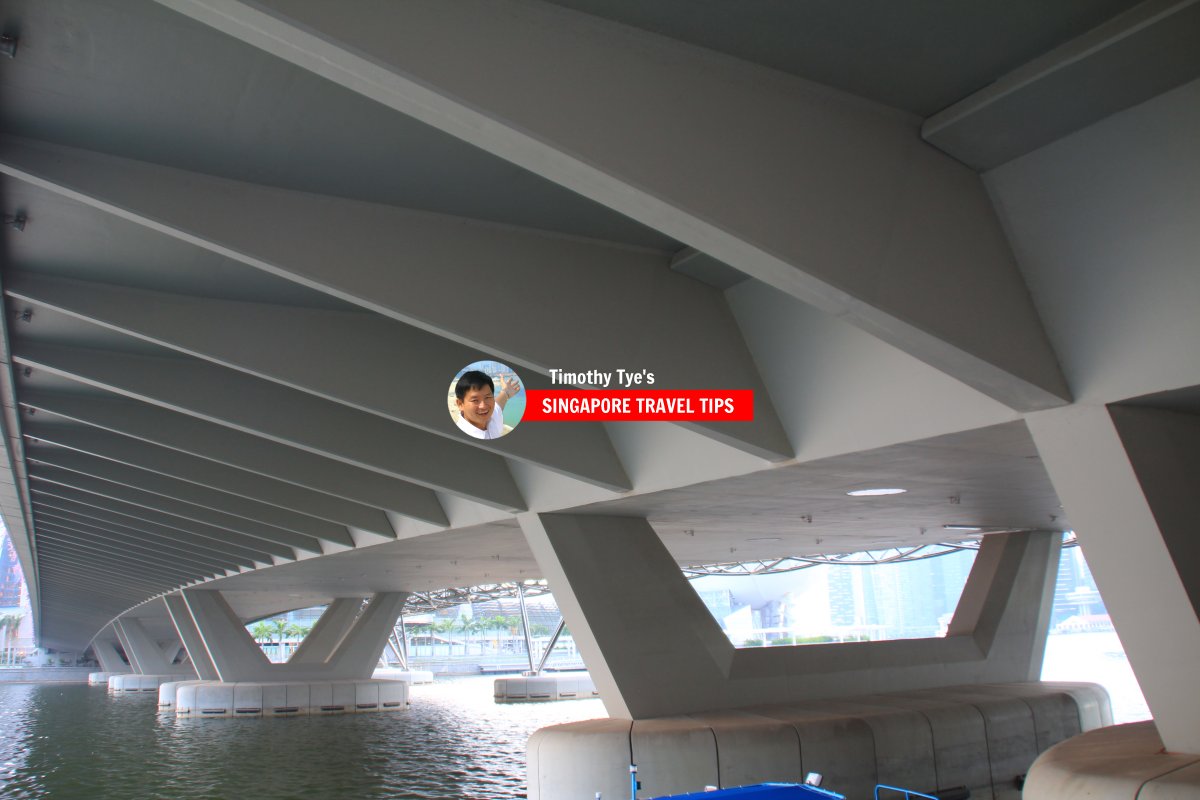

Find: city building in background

[1,526,35,665]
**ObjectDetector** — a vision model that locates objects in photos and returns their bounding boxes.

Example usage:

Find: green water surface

[0,676,603,800]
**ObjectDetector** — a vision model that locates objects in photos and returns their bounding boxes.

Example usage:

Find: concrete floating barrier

[495,673,598,702]
[167,678,410,717]
[108,673,192,693]
[159,679,206,710]
[89,671,119,685]
[372,667,435,684]
[527,681,1111,800]
[1024,720,1200,799]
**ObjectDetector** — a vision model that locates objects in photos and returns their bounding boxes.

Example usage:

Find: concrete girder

[36,535,209,582]
[37,554,198,595]
[13,341,524,512]
[32,510,255,572]
[923,0,1200,169]
[34,519,245,574]
[20,390,447,526]
[43,610,140,637]
[43,605,145,648]
[0,136,791,460]
[38,557,180,595]
[8,272,631,491]
[23,423,393,538]
[37,542,213,591]
[30,497,273,567]
[35,525,225,576]
[152,0,1070,413]
[36,533,234,584]
[29,464,325,555]
[28,482,295,562]
[41,603,142,632]
[27,446,354,548]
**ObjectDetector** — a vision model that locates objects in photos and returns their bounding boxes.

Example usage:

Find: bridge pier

[520,513,1105,798]
[88,627,129,684]
[1025,404,1200,796]
[155,589,410,716]
[103,617,194,693]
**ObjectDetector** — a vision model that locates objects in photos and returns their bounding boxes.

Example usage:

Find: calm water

[0,634,1149,799]
[0,675,604,800]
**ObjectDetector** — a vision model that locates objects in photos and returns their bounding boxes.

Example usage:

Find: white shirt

[456,405,506,439]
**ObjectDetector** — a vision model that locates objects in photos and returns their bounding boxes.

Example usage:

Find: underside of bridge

[0,0,1198,795]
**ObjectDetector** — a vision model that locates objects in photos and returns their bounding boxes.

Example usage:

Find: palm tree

[269,618,290,662]
[433,618,457,657]
[250,621,273,651]
[0,613,23,665]
[0,614,10,665]
[456,616,474,656]
[285,622,310,658]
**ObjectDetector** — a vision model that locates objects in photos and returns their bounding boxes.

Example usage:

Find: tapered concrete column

[1028,403,1200,754]
[288,597,361,664]
[113,617,190,675]
[174,589,407,682]
[160,638,184,667]
[316,592,408,677]
[521,513,1060,720]
[178,590,273,682]
[162,595,219,680]
[92,629,128,673]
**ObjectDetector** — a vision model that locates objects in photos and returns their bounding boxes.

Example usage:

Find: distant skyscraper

[1,530,25,609]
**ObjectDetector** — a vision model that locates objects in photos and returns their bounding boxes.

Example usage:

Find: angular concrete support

[177,589,275,682]
[521,512,1060,719]
[91,629,128,674]
[159,637,184,667]
[175,589,406,682]
[288,597,361,665]
[1028,403,1200,754]
[162,594,219,681]
[113,617,190,675]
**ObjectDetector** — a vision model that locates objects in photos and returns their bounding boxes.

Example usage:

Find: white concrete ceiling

[0,0,1195,650]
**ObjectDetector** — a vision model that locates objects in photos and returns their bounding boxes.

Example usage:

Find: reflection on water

[1041,630,1150,724]
[0,675,604,800]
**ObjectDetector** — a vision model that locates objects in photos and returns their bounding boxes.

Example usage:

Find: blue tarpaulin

[649,783,845,800]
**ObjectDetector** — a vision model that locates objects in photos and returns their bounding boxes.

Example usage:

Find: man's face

[457,385,495,429]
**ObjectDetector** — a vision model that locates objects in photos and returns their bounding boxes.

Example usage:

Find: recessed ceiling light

[943,524,984,531]
[746,537,782,542]
[847,488,907,497]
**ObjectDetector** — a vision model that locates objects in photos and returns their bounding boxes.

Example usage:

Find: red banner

[524,390,754,422]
